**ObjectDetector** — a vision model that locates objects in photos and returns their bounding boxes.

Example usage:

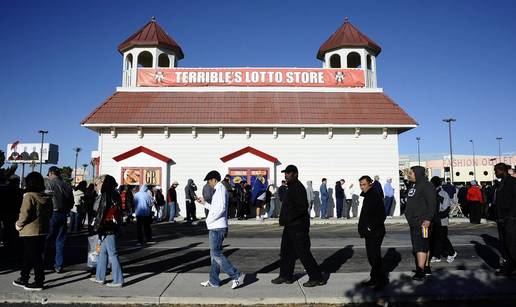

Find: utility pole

[469,139,476,181]
[37,130,48,174]
[416,137,421,166]
[442,118,456,183]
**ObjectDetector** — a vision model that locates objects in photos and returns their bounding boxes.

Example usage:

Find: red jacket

[467,186,484,203]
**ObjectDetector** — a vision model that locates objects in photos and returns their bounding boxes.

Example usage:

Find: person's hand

[15,224,22,231]
[421,220,430,228]
[196,196,205,204]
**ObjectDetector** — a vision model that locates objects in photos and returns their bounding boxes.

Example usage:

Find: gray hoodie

[404,166,436,227]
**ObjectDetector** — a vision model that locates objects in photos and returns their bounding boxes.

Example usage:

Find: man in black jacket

[272,165,324,287]
[358,175,387,290]
[494,163,516,276]
[335,180,345,218]
[405,166,436,280]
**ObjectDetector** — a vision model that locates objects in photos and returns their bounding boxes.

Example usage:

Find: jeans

[336,198,344,218]
[208,228,240,286]
[21,235,46,284]
[69,211,84,232]
[46,211,68,270]
[168,202,176,222]
[268,198,276,218]
[136,215,152,243]
[384,196,394,216]
[320,198,329,218]
[96,234,124,285]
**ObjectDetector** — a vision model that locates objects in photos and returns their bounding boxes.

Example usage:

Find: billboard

[121,167,161,186]
[6,143,59,164]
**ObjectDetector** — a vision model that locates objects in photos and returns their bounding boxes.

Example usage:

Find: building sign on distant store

[122,167,161,186]
[137,68,365,88]
[6,143,59,164]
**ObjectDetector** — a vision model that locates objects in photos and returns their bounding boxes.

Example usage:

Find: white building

[82,17,417,217]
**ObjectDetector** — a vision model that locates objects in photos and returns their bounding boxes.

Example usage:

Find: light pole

[73,147,81,184]
[496,137,503,162]
[37,130,48,174]
[416,137,421,166]
[443,118,456,183]
[469,139,476,181]
[82,163,88,181]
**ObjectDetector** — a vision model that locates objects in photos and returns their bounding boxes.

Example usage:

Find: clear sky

[1,0,515,173]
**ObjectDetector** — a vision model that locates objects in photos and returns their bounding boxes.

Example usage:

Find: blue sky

[1,0,515,172]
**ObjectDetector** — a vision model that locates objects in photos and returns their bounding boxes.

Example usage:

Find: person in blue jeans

[319,178,329,219]
[90,175,124,287]
[197,170,245,289]
[167,181,179,222]
[383,178,395,217]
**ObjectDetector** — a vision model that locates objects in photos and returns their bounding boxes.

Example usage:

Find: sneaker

[12,278,27,288]
[424,266,432,276]
[54,267,63,274]
[89,277,105,284]
[200,280,220,288]
[302,279,326,287]
[360,279,376,287]
[263,213,268,219]
[24,282,43,291]
[271,276,295,284]
[446,252,458,263]
[136,242,144,247]
[412,268,425,281]
[430,256,441,263]
[106,283,123,288]
[231,273,245,289]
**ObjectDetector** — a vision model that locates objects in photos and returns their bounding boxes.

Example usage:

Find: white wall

[98,127,401,217]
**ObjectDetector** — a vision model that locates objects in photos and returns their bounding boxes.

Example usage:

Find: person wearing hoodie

[335,180,345,218]
[251,174,267,221]
[184,179,198,224]
[13,172,52,291]
[405,166,436,280]
[467,180,484,224]
[134,184,154,245]
[319,178,329,219]
[196,170,245,289]
[306,181,314,217]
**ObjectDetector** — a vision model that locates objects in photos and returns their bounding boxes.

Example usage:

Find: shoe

[54,267,63,274]
[263,213,268,219]
[430,256,441,263]
[136,242,144,247]
[146,241,157,245]
[302,279,326,287]
[106,283,123,288]
[424,266,432,276]
[495,266,516,276]
[13,278,27,288]
[374,279,388,291]
[447,252,457,263]
[360,279,376,287]
[200,280,220,288]
[271,276,295,284]
[89,277,105,284]
[231,273,245,289]
[412,268,425,281]
[24,282,43,291]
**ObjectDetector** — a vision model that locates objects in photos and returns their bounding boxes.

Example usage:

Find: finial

[344,16,349,23]
[151,16,156,22]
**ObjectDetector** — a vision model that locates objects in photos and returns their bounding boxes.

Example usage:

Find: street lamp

[442,118,456,183]
[82,163,88,181]
[37,130,48,174]
[73,147,82,184]
[416,137,421,166]
[469,139,476,181]
[496,137,503,162]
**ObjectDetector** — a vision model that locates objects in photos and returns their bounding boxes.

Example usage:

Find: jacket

[335,183,344,199]
[47,178,74,213]
[495,175,516,221]
[93,190,122,235]
[251,177,267,205]
[358,188,386,238]
[320,182,329,200]
[203,181,228,230]
[278,185,288,202]
[306,181,314,202]
[404,166,436,227]
[134,185,153,217]
[167,187,177,203]
[184,179,197,201]
[16,192,53,237]
[467,186,484,203]
[202,183,215,204]
[435,187,451,226]
[279,179,310,229]
[72,190,85,214]
[373,180,384,199]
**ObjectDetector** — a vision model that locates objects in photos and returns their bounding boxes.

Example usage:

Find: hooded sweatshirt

[134,184,153,217]
[405,166,436,227]
[16,192,53,237]
[184,179,197,202]
[306,181,314,202]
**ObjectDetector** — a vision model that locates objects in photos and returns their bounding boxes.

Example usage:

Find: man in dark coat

[335,180,345,218]
[358,175,387,290]
[272,165,325,288]
[494,163,516,276]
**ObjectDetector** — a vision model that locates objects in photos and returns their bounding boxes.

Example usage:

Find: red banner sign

[137,68,365,88]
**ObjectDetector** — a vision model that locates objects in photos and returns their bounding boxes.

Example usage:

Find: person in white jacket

[196,170,245,290]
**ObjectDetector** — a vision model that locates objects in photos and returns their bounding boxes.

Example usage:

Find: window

[469,171,474,176]
[347,52,361,68]
[329,54,341,68]
[455,172,460,177]
[367,54,372,70]
[137,51,153,68]
[158,53,170,68]
[125,54,133,70]
[483,171,488,176]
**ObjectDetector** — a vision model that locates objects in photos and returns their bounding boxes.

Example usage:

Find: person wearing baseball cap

[196,170,245,289]
[272,165,325,288]
[167,181,179,223]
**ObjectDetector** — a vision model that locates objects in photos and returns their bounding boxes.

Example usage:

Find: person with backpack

[45,166,74,274]
[90,175,124,287]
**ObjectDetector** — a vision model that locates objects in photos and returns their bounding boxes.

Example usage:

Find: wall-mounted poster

[121,167,161,186]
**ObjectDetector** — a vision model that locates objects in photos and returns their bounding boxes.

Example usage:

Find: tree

[61,166,73,185]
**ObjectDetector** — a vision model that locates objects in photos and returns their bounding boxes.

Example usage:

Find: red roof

[81,91,416,128]
[112,146,173,163]
[118,18,184,59]
[317,18,381,60]
[220,146,279,164]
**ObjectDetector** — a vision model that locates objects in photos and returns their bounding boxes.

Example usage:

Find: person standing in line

[405,166,436,280]
[429,176,457,264]
[319,178,329,219]
[335,180,345,219]
[357,175,388,290]
[196,171,245,289]
[384,178,395,218]
[71,181,87,232]
[494,163,516,276]
[350,183,360,218]
[45,166,74,274]
[467,180,484,224]
[278,180,288,216]
[251,174,267,221]
[266,184,277,218]
[153,186,165,222]
[235,179,246,220]
[343,180,352,219]
[13,172,52,291]
[134,184,155,246]
[123,185,135,224]
[373,175,384,200]
[272,165,325,287]
[306,181,314,218]
[202,180,215,218]
[442,178,456,199]
[167,181,179,223]
[184,179,198,224]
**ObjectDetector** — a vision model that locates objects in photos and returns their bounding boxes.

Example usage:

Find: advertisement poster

[122,167,161,186]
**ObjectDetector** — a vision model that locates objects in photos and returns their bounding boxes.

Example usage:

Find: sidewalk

[228,217,474,225]
[1,269,515,305]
